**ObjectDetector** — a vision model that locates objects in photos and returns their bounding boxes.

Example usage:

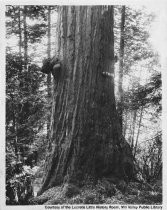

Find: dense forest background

[5,5,162,205]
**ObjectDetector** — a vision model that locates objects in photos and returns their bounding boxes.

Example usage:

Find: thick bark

[38,6,134,195]
[118,6,125,131]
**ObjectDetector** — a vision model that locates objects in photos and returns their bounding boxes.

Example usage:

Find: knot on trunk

[41,57,61,79]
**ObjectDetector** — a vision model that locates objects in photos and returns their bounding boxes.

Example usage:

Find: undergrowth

[29,178,162,205]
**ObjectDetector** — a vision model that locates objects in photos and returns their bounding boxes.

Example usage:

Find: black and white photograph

[2,1,166,207]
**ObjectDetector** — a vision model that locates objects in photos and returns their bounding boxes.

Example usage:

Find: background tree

[117,5,125,131]
[47,6,52,139]
[113,6,161,177]
[6,5,53,160]
[6,5,60,204]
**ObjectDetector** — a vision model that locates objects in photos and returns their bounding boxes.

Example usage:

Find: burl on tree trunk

[38,6,134,195]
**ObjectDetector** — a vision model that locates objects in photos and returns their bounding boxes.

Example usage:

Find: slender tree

[38,6,134,195]
[118,6,125,131]
[130,110,137,150]
[6,5,48,160]
[47,6,52,139]
[23,6,28,69]
[10,94,18,156]
[18,6,22,57]
[134,106,143,158]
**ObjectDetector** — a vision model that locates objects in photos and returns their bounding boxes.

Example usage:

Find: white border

[0,1,167,209]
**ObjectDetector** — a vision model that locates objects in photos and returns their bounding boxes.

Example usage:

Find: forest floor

[30,177,162,205]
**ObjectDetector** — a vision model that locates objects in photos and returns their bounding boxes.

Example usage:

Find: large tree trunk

[38,6,134,195]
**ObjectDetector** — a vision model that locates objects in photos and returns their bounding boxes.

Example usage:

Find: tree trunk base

[30,176,129,205]
[29,177,162,205]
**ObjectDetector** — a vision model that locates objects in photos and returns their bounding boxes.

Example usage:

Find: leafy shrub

[6,162,34,205]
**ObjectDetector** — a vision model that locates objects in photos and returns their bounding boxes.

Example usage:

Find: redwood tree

[39,6,134,195]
